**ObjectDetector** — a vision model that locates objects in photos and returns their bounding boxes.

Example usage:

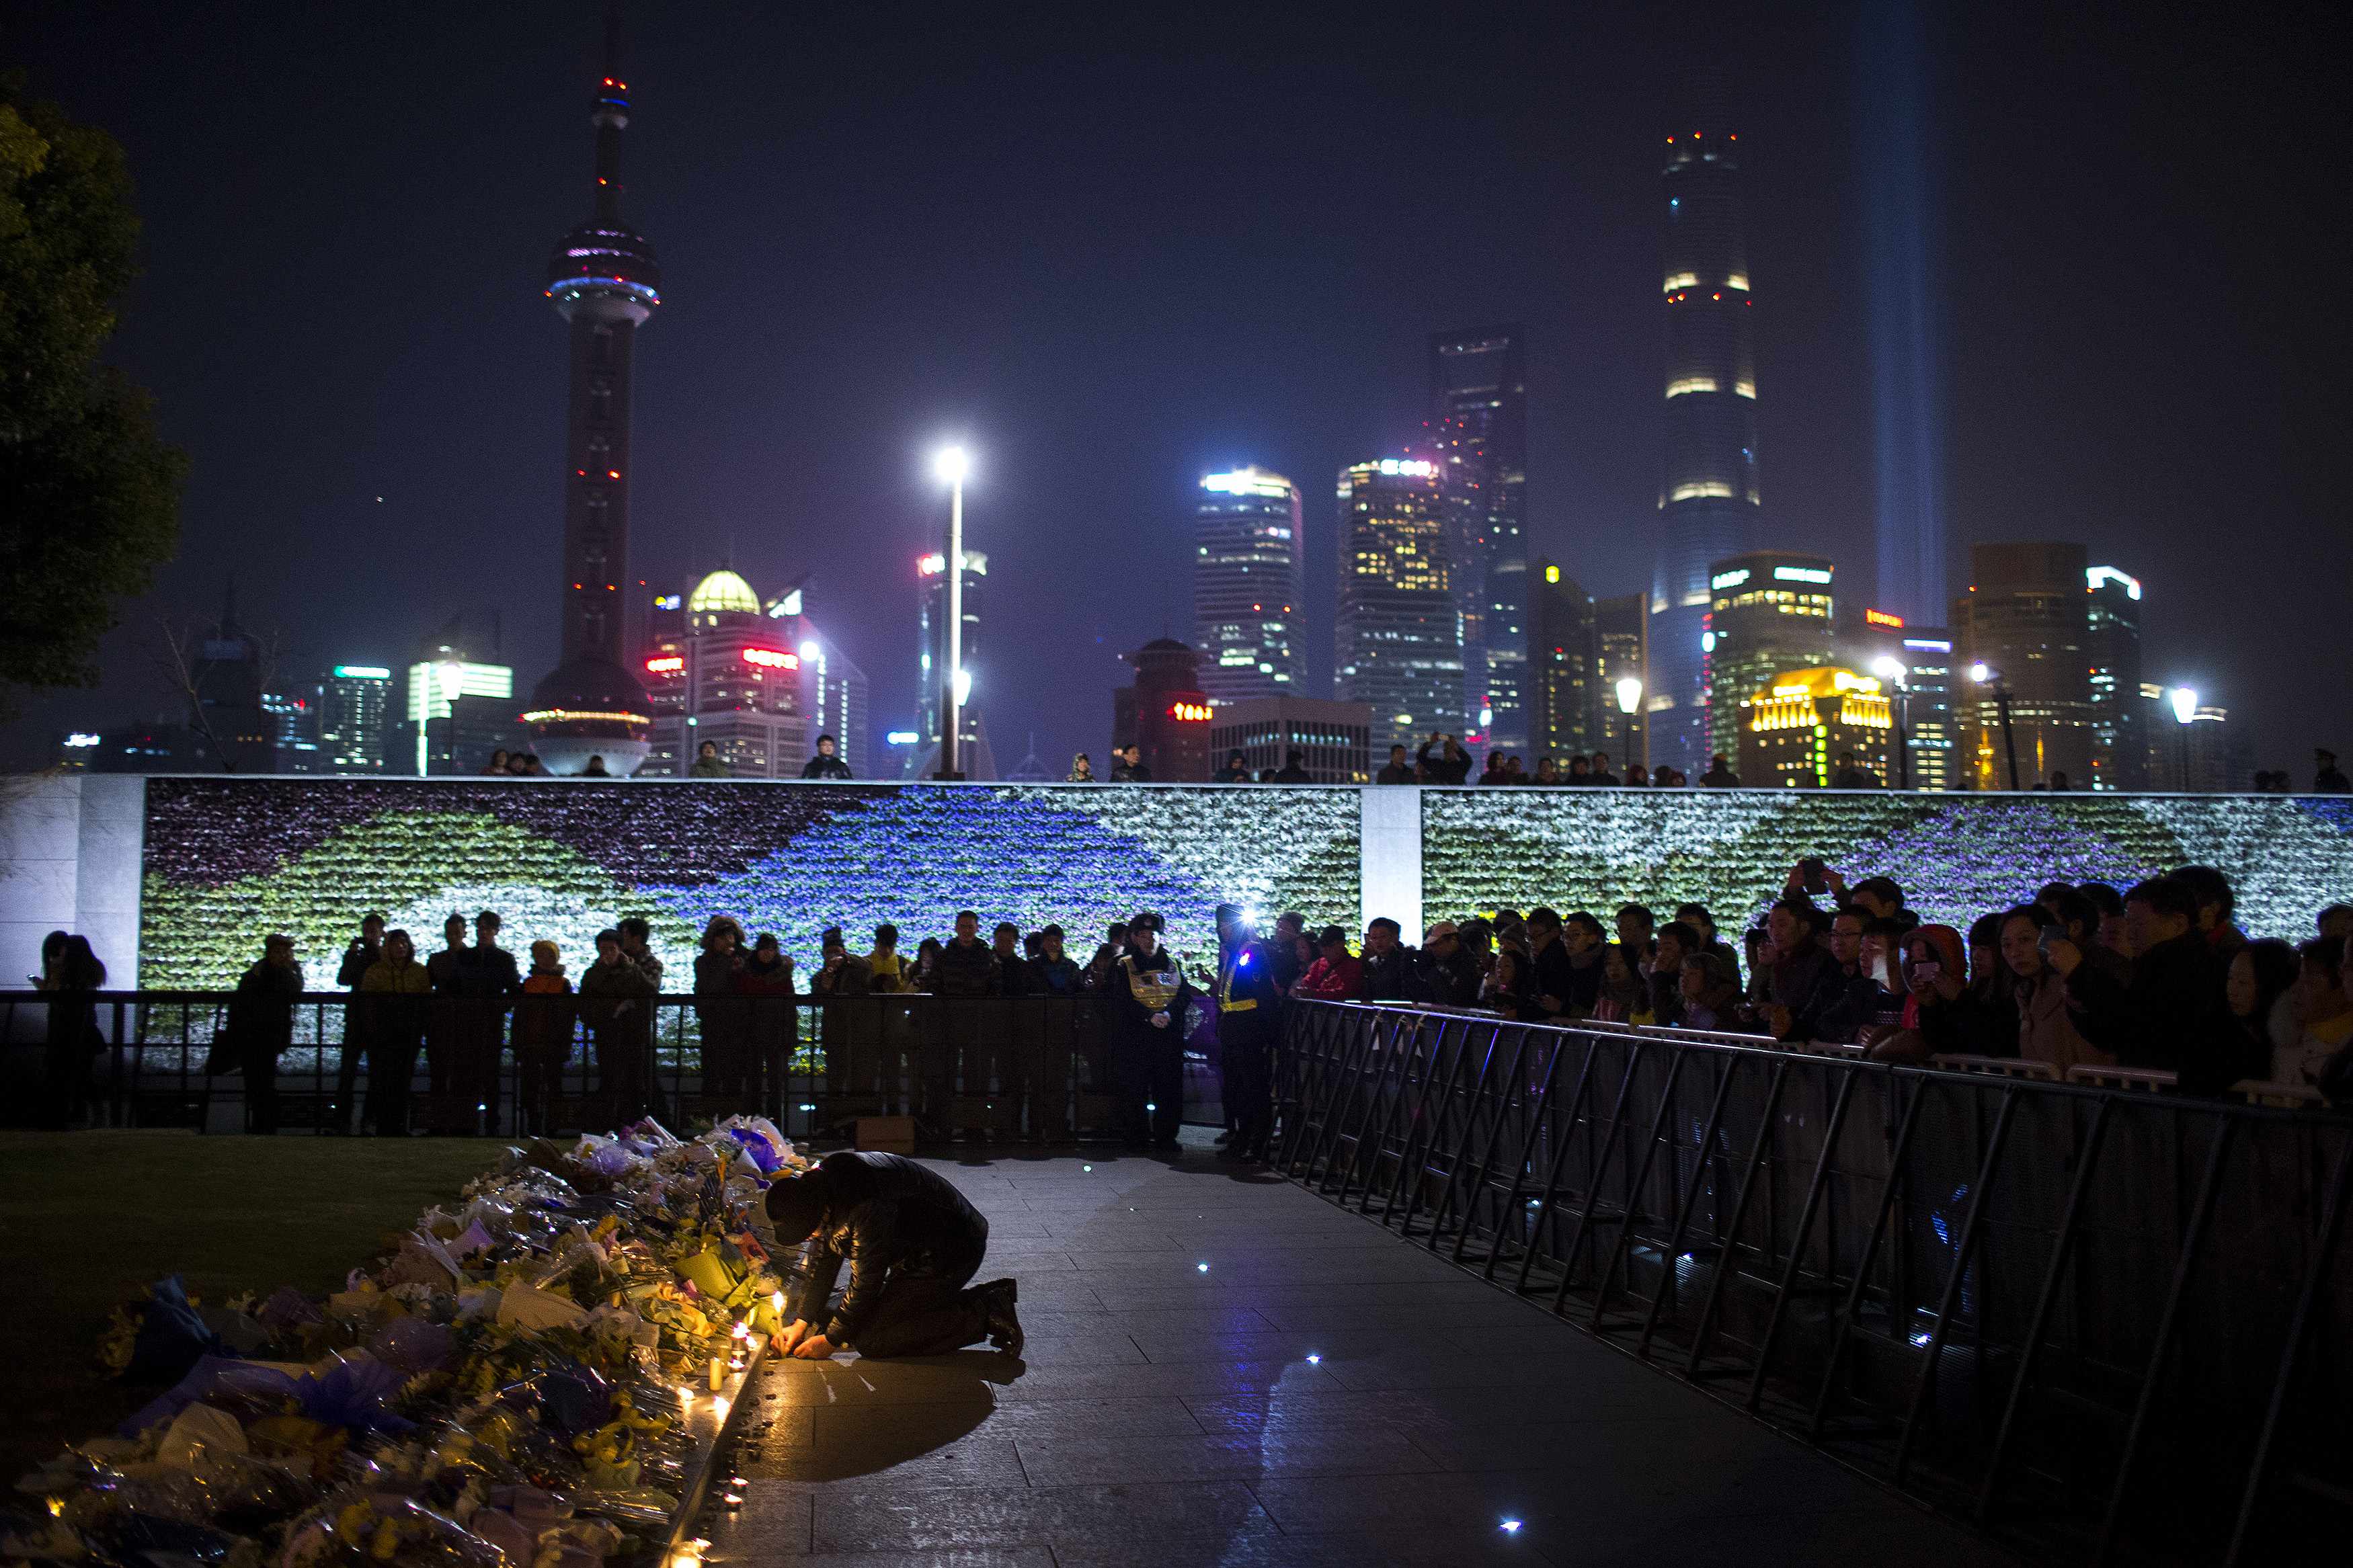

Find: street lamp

[2169,685,2198,792]
[931,445,970,780]
[1871,656,1911,791]
[1969,661,2022,791]
[1613,675,1644,782]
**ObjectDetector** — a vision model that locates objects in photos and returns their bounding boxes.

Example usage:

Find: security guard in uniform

[1213,904,1283,1161]
[1113,913,1191,1150]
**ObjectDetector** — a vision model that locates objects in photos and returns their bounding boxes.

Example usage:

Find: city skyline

[5,2,2347,781]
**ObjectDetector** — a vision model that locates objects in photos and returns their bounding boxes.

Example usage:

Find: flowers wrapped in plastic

[11,1118,811,1568]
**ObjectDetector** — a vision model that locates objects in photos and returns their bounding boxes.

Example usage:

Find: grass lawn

[0,1130,498,1481]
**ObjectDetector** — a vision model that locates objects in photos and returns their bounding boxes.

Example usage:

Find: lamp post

[2169,685,2198,792]
[1614,675,1644,782]
[1871,656,1911,791]
[1968,661,2021,791]
[931,446,970,780]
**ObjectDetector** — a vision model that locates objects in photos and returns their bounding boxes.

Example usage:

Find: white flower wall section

[1421,791,2353,939]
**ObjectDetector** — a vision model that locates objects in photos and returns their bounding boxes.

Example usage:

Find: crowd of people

[1296,860,2353,1105]
[473,733,856,780]
[26,851,2353,1141]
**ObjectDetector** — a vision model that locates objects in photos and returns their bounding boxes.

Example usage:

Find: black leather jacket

[787,1152,990,1344]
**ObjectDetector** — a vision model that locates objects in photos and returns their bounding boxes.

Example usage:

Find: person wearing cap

[2317,749,2351,794]
[512,940,575,1134]
[1113,911,1192,1150]
[765,1150,1023,1360]
[1414,921,1483,1007]
[1213,905,1283,1161]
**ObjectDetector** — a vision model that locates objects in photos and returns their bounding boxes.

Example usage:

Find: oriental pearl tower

[526,5,660,775]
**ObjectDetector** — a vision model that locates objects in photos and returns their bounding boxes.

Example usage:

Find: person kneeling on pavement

[764,1150,1025,1360]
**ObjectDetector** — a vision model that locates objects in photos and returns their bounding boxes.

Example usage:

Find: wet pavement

[700,1137,2016,1567]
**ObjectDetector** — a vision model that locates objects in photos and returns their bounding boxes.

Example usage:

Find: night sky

[6,0,2347,777]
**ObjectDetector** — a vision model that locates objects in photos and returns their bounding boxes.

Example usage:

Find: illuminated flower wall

[140,780,1361,989]
[1421,792,2353,939]
[136,782,2353,990]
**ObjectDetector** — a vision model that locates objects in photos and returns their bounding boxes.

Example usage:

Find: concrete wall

[0,775,143,989]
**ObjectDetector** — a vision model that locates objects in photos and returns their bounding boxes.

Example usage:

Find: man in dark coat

[2050,875,2229,1073]
[454,910,521,1132]
[579,929,658,1123]
[229,934,305,1134]
[332,913,385,1132]
[1114,912,1193,1150]
[1412,921,1484,1006]
[766,1151,1022,1359]
[1356,917,1419,1002]
[1213,905,1283,1161]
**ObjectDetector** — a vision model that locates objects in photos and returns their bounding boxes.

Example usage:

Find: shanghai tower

[1648,95,1760,770]
[526,4,660,776]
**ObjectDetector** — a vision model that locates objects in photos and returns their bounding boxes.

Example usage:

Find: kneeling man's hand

[791,1333,835,1360]
[775,1318,811,1352]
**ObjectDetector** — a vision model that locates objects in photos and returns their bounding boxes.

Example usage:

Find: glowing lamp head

[1614,675,1644,715]
[1870,656,1907,684]
[2169,686,2199,725]
[932,446,971,485]
[1968,661,1993,684]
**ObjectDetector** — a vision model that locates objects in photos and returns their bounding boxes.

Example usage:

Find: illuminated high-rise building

[1428,326,1527,749]
[1193,467,1303,705]
[1526,559,1596,761]
[636,569,809,777]
[768,587,871,781]
[1740,667,1895,789]
[1335,456,1463,755]
[2085,565,2147,791]
[1952,542,2096,790]
[315,666,393,774]
[908,548,990,778]
[1704,551,1836,766]
[1842,608,1956,792]
[526,9,658,776]
[1593,593,1650,770]
[405,636,516,778]
[1650,102,1762,771]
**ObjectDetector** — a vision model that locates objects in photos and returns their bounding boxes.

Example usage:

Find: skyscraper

[526,10,659,776]
[1428,327,1528,749]
[1593,593,1650,770]
[1650,107,1761,771]
[1704,550,1836,766]
[1335,456,1463,755]
[913,548,987,776]
[1192,467,1304,705]
[315,666,393,774]
[1952,542,2096,790]
[1526,559,1596,761]
[2085,565,2147,791]
[769,593,870,780]
[636,569,809,777]
[1112,639,1213,782]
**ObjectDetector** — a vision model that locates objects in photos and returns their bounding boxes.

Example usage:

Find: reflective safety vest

[1123,953,1182,1012]
[1218,949,1258,1012]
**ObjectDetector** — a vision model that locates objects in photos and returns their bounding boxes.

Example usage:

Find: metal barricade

[1271,999,2353,1566]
